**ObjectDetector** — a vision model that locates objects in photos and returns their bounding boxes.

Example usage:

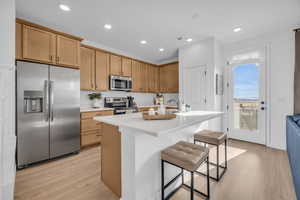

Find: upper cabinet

[80,45,109,91]
[56,35,80,67]
[110,55,132,77]
[140,62,149,93]
[148,65,160,93]
[16,18,82,69]
[22,25,56,64]
[132,60,142,92]
[159,62,179,93]
[16,22,22,60]
[121,57,132,77]
[131,61,151,93]
[95,50,109,91]
[80,46,95,90]
[110,54,122,75]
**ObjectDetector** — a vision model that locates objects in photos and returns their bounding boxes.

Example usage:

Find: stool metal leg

[161,160,164,200]
[217,145,219,180]
[207,156,210,198]
[225,139,228,169]
[181,168,184,184]
[191,171,194,200]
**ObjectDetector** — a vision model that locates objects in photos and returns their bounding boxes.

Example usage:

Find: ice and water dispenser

[24,91,44,113]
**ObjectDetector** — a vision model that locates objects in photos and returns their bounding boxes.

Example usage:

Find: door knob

[261,107,265,110]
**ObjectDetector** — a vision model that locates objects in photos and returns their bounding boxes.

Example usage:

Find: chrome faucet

[167,98,179,107]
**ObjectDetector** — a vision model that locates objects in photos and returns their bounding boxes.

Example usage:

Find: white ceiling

[16,0,300,64]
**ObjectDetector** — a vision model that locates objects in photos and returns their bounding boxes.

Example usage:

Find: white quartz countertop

[80,107,114,113]
[138,105,177,108]
[94,111,222,136]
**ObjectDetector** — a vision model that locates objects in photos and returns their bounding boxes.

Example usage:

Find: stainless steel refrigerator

[16,61,80,169]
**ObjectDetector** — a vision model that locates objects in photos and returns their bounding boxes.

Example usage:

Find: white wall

[223,31,295,150]
[0,0,16,199]
[80,91,178,107]
[179,38,223,131]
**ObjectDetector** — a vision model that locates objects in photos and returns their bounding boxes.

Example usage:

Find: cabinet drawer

[81,130,101,147]
[81,110,113,119]
[81,119,102,132]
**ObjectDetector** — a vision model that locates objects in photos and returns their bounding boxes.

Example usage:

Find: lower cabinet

[80,110,113,148]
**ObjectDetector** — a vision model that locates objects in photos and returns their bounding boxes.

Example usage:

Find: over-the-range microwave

[110,75,132,91]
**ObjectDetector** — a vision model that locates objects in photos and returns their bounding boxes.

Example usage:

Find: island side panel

[101,123,122,197]
[120,124,202,200]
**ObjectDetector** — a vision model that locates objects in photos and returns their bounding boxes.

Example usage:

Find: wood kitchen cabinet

[80,46,95,90]
[110,55,132,77]
[132,60,142,92]
[95,50,110,91]
[56,35,80,68]
[16,22,23,60]
[16,18,82,68]
[140,62,149,92]
[80,45,110,91]
[159,62,179,93]
[101,123,122,197]
[80,110,114,148]
[110,54,122,75]
[148,64,160,93]
[22,25,56,64]
[121,57,132,77]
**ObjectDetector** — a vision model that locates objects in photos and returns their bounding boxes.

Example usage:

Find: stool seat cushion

[194,130,227,145]
[161,141,209,172]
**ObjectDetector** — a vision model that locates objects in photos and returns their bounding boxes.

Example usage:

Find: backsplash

[80,91,178,107]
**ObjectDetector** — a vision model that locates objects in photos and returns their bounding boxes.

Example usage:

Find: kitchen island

[94,111,222,200]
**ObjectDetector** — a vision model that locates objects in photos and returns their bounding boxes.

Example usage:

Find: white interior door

[227,50,267,144]
[183,65,207,110]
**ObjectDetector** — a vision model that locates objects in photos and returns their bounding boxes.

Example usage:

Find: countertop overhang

[94,111,223,136]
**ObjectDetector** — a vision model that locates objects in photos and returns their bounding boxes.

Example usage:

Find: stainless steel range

[104,97,137,115]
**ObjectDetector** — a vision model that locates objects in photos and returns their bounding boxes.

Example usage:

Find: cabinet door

[80,47,95,90]
[110,54,122,75]
[56,35,80,68]
[23,25,56,63]
[148,65,159,93]
[95,51,110,91]
[132,60,142,92]
[16,22,22,60]
[140,63,149,92]
[159,66,167,93]
[121,57,132,77]
[169,63,179,92]
[160,63,179,93]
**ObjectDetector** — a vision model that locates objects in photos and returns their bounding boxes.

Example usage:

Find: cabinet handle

[56,56,60,63]
[50,55,53,61]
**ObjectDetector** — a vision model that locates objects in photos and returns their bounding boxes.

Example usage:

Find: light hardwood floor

[14,140,296,200]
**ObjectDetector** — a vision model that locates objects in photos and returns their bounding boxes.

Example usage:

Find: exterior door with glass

[227,51,267,144]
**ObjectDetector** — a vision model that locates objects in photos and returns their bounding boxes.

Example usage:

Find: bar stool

[194,130,228,181]
[161,141,210,200]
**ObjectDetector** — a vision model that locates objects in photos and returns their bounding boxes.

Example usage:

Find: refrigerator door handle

[50,81,54,121]
[44,80,49,121]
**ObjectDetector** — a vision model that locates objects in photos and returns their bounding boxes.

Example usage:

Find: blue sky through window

[233,64,259,100]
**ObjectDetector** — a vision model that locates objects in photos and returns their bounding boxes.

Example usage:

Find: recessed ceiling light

[233,27,242,32]
[59,4,71,11]
[140,40,147,44]
[159,48,164,52]
[186,38,193,42]
[104,24,112,30]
